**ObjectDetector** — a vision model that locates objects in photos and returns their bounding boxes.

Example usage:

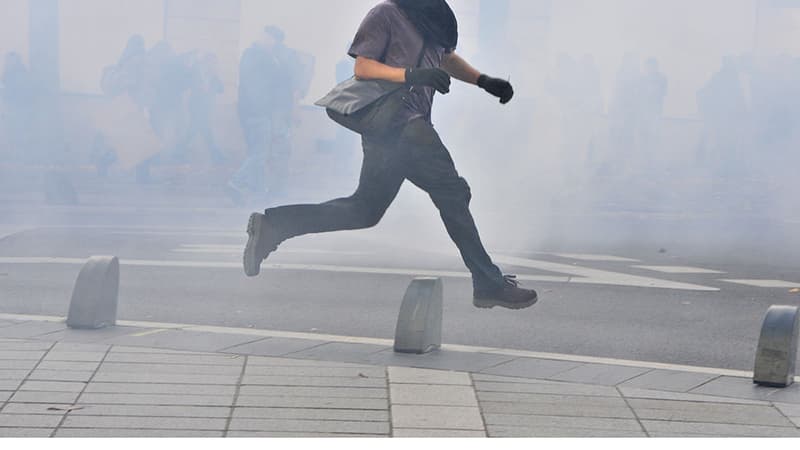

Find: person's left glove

[478,74,514,104]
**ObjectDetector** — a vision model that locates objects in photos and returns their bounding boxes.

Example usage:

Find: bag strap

[414,41,427,69]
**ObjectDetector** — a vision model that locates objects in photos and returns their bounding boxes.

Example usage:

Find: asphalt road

[1,202,799,372]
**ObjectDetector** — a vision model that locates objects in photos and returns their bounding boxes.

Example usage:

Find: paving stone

[641,420,800,437]
[629,399,794,427]
[0,341,53,351]
[0,427,54,437]
[0,391,11,402]
[43,351,106,362]
[285,342,391,364]
[548,364,652,386]
[0,322,67,339]
[1,403,77,415]
[93,371,239,385]
[691,376,800,403]
[100,362,243,375]
[0,360,38,370]
[388,367,471,385]
[20,380,86,392]
[0,368,33,378]
[474,380,620,397]
[233,407,389,422]
[393,429,486,438]
[105,330,258,353]
[34,327,143,344]
[28,370,95,382]
[481,358,584,379]
[239,386,387,399]
[230,418,389,435]
[0,413,63,428]
[487,425,646,438]
[619,369,718,392]
[372,350,514,373]
[0,379,21,391]
[241,374,385,388]
[472,374,556,385]
[479,401,635,419]
[247,356,374,368]
[62,415,227,430]
[84,382,237,396]
[51,342,111,353]
[620,387,770,405]
[55,428,224,437]
[226,431,381,438]
[77,393,233,407]
[104,352,244,366]
[391,405,484,430]
[390,384,477,406]
[0,350,45,361]
[222,337,330,357]
[10,391,80,404]
[245,365,385,379]
[236,395,387,410]
[110,346,210,354]
[69,404,231,418]
[483,413,642,431]
[36,361,100,372]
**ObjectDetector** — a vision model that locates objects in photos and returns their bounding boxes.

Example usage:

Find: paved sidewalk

[2,316,800,437]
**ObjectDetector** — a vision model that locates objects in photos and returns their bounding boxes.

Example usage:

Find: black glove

[478,74,514,104]
[405,68,451,94]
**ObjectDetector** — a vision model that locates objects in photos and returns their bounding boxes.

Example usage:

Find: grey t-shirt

[348,1,453,123]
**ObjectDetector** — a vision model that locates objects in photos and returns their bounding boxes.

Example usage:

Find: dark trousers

[266,119,505,289]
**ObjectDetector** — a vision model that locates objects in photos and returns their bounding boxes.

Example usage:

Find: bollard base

[67,256,120,330]
[753,305,800,388]
[394,278,443,355]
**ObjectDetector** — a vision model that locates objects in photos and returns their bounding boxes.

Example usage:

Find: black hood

[392,0,458,50]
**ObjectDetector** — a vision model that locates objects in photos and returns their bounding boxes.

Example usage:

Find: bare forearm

[441,52,481,85]
[353,56,406,83]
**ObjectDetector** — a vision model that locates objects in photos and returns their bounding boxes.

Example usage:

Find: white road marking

[721,279,800,289]
[634,266,726,275]
[0,312,755,379]
[549,253,641,263]
[494,255,719,292]
[174,244,370,256]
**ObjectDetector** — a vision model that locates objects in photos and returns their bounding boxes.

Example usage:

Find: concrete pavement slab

[0,369,30,380]
[390,384,478,406]
[100,361,242,375]
[471,374,556,385]
[244,365,385,379]
[0,340,52,351]
[0,427,55,437]
[619,369,718,392]
[641,420,800,437]
[68,404,231,418]
[2,403,84,415]
[77,393,234,407]
[0,350,46,361]
[103,352,244,366]
[0,380,21,391]
[628,398,793,427]
[691,376,800,403]
[620,387,770,405]
[42,351,106,362]
[388,367,471,385]
[391,405,484,431]
[548,363,652,386]
[247,355,376,368]
[0,413,63,428]
[487,425,647,438]
[19,380,86,392]
[220,338,330,357]
[229,418,389,435]
[285,342,391,364]
[232,407,389,422]
[226,431,381,437]
[479,400,635,419]
[0,322,67,339]
[33,327,143,344]
[483,413,643,431]
[480,358,584,379]
[35,361,100,372]
[0,361,38,370]
[238,386,387,399]
[92,371,240,385]
[0,391,11,402]
[235,395,388,410]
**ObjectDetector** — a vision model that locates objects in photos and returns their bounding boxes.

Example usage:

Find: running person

[244,0,538,310]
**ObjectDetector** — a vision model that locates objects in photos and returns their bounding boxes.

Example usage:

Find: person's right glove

[405,68,451,94]
[478,74,514,104]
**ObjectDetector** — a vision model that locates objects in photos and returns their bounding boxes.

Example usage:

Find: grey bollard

[67,256,120,330]
[394,278,443,354]
[754,305,800,388]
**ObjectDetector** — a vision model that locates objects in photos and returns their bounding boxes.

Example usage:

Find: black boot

[243,213,283,277]
[474,275,539,310]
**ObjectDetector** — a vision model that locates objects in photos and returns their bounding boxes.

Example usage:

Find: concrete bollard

[754,305,800,388]
[67,256,120,330]
[394,278,443,355]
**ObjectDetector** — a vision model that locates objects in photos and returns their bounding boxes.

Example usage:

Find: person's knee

[431,177,472,207]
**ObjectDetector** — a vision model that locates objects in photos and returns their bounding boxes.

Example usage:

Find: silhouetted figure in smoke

[1,52,37,162]
[242,0,538,310]
[608,53,642,177]
[229,26,297,204]
[637,58,667,171]
[175,52,226,165]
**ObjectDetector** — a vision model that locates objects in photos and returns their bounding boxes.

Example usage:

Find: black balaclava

[392,0,459,50]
